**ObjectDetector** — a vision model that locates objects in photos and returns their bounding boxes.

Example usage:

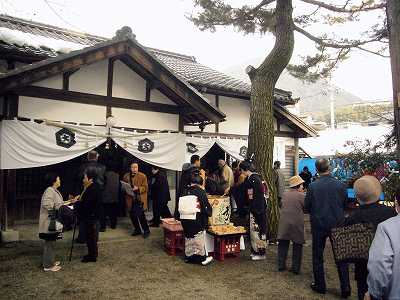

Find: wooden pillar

[1,93,19,229]
[106,58,115,117]
[215,95,219,133]
[178,115,184,132]
[294,137,299,175]
[145,81,151,102]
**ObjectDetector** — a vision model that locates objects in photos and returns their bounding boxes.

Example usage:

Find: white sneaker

[43,265,61,272]
[251,255,266,261]
[201,256,214,266]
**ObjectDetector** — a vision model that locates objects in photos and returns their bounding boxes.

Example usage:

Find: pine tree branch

[355,46,390,57]
[294,24,384,49]
[299,0,385,13]
[252,0,276,12]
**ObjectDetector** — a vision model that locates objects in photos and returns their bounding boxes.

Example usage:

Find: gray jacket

[367,214,400,300]
[38,187,64,234]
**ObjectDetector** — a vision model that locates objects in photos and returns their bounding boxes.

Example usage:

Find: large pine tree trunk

[248,0,295,239]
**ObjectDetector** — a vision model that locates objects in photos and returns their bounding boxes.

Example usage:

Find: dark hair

[190,155,200,165]
[274,161,281,168]
[44,172,58,189]
[87,150,99,161]
[315,158,330,173]
[291,184,302,190]
[190,174,204,185]
[239,161,252,172]
[84,165,98,181]
[232,161,239,169]
[303,166,309,171]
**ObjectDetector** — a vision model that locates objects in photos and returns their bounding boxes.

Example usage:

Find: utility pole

[387,0,400,158]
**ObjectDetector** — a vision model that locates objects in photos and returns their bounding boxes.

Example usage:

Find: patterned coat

[38,187,64,234]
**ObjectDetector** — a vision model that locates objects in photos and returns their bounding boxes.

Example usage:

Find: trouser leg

[43,240,55,268]
[355,261,368,300]
[253,212,267,256]
[86,221,98,259]
[76,219,87,242]
[292,242,303,274]
[138,210,150,234]
[329,235,351,293]
[109,203,118,229]
[312,228,327,291]
[160,201,172,218]
[277,239,290,270]
[99,203,106,230]
[152,198,161,225]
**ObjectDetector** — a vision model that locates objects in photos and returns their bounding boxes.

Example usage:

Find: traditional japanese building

[0,15,316,227]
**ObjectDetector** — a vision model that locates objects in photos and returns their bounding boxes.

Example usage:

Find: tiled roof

[0,14,293,103]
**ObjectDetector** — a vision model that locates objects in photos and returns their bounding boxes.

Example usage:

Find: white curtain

[185,136,216,161]
[0,120,106,169]
[215,138,248,161]
[111,128,186,171]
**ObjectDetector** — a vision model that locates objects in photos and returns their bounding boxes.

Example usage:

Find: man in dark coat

[149,166,172,227]
[299,166,313,189]
[304,158,351,298]
[72,150,106,242]
[343,176,396,300]
[72,166,102,263]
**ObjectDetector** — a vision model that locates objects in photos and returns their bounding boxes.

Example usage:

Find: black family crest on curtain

[55,128,76,148]
[239,146,248,158]
[186,142,198,154]
[138,138,154,153]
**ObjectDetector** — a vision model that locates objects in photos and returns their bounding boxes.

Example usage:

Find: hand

[133,186,139,191]
[364,292,371,300]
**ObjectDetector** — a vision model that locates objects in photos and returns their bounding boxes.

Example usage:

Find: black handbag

[330,222,375,263]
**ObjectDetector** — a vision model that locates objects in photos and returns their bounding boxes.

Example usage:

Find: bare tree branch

[294,24,384,49]
[355,46,390,57]
[299,0,386,13]
[252,0,276,12]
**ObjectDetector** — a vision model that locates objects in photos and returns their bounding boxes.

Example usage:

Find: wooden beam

[145,81,151,102]
[7,60,15,70]
[178,114,185,131]
[294,137,299,175]
[62,69,79,91]
[15,86,181,115]
[215,95,219,133]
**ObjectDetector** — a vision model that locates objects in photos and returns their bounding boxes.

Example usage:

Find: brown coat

[123,172,148,210]
[277,189,305,244]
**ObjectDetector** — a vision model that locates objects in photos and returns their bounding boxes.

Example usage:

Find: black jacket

[150,171,171,204]
[74,183,101,221]
[343,202,396,229]
[244,173,266,215]
[304,175,347,230]
[74,161,106,195]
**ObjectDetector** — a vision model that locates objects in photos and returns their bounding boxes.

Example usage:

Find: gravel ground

[0,218,357,300]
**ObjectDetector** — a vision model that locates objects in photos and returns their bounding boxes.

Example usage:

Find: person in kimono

[178,174,213,266]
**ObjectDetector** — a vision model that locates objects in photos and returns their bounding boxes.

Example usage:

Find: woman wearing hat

[277,175,306,274]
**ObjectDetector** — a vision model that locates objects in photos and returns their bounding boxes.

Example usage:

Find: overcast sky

[1,0,393,101]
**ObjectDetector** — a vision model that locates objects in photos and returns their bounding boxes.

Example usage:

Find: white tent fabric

[112,128,186,171]
[185,136,216,161]
[0,120,106,169]
[215,138,248,161]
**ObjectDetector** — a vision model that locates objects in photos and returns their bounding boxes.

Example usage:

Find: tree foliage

[190,0,389,82]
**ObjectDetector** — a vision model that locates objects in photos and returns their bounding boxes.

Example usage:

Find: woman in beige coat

[277,175,305,274]
[38,173,65,272]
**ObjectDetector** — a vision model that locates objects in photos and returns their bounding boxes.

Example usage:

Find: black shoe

[81,255,97,263]
[310,283,326,294]
[99,228,106,232]
[143,231,150,239]
[341,289,351,299]
[278,266,286,272]
[289,269,300,275]
[75,239,86,244]
[131,231,142,236]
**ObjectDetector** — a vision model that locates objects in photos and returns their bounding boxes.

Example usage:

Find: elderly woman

[277,175,306,274]
[38,172,65,272]
[344,175,396,300]
[178,174,213,266]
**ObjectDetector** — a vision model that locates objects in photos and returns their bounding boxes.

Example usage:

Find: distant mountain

[224,60,362,114]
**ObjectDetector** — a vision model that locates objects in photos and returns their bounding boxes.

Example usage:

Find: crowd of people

[37,152,400,300]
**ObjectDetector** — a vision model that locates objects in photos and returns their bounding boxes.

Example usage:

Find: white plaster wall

[112,107,178,131]
[32,74,63,89]
[151,89,176,105]
[69,60,108,96]
[218,96,250,135]
[18,96,106,124]
[113,60,146,100]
